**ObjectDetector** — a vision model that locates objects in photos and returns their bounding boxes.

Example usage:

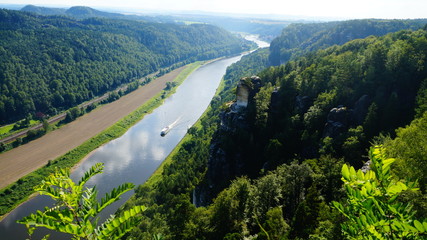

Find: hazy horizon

[1,0,426,20]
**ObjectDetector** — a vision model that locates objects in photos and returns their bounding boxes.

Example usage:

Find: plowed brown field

[0,67,185,189]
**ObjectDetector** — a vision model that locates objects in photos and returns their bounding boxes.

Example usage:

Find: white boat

[160,126,170,136]
[160,117,181,137]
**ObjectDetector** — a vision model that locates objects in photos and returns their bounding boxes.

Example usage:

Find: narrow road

[0,67,185,189]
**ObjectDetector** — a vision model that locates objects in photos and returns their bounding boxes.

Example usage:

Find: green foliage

[333,145,427,239]
[415,79,427,117]
[222,48,270,103]
[42,119,50,132]
[269,19,427,65]
[18,163,146,240]
[363,102,379,139]
[121,23,427,240]
[0,9,251,124]
[211,177,251,237]
[64,107,82,123]
[0,61,201,217]
[384,112,427,192]
[303,90,337,132]
[164,82,177,91]
[254,82,274,129]
[341,126,366,165]
[258,207,289,240]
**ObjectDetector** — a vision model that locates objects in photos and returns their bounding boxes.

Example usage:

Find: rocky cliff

[194,74,375,205]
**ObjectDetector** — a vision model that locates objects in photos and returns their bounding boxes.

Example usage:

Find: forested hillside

[121,25,427,239]
[173,15,291,42]
[269,19,427,65]
[20,5,291,42]
[20,5,171,22]
[0,9,252,123]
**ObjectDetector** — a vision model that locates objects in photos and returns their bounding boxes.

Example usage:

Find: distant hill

[172,15,293,42]
[269,19,427,65]
[64,6,125,19]
[21,5,124,19]
[19,5,294,41]
[20,5,165,23]
[21,4,66,15]
[0,4,26,10]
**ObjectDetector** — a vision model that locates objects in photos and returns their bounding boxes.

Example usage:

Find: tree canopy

[122,27,427,239]
[0,9,252,123]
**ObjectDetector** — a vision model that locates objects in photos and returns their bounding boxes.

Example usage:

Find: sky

[2,0,426,19]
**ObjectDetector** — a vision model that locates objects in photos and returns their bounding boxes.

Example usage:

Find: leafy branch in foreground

[333,145,427,239]
[18,162,146,240]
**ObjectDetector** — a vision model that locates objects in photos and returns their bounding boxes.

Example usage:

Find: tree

[42,119,50,132]
[341,126,366,166]
[65,107,81,123]
[415,79,427,118]
[290,184,322,239]
[384,112,427,192]
[249,173,283,225]
[258,207,290,240]
[210,177,251,238]
[254,82,274,130]
[164,82,177,91]
[363,102,379,139]
[18,163,146,240]
[333,145,427,239]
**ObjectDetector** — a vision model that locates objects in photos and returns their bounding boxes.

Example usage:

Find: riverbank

[142,71,227,189]
[0,61,203,219]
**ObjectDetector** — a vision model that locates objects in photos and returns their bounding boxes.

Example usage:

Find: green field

[0,120,39,136]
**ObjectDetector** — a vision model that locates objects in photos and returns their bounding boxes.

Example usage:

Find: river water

[0,36,268,239]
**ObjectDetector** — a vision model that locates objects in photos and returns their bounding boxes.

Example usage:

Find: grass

[0,120,39,136]
[0,125,14,135]
[0,61,203,219]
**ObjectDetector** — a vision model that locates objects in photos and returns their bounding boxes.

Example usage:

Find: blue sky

[2,0,426,19]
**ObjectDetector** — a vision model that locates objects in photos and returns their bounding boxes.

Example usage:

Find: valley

[0,2,427,240]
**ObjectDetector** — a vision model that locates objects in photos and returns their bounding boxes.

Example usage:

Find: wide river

[0,36,268,239]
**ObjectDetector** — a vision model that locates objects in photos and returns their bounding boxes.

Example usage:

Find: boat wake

[160,117,181,137]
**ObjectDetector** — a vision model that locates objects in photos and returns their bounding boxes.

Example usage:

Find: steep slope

[121,28,427,239]
[200,28,427,239]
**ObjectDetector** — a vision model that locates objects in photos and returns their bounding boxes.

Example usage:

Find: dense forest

[21,5,127,19]
[269,19,427,65]
[20,5,177,22]
[0,9,253,123]
[3,6,427,238]
[120,21,427,239]
[20,5,290,42]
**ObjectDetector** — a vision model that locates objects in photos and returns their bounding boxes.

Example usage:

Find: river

[0,36,269,239]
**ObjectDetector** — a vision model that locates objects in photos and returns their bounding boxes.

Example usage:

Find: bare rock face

[327,106,349,124]
[236,76,262,109]
[236,82,250,108]
[323,106,350,138]
[322,95,371,138]
[196,76,262,206]
[295,95,312,114]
